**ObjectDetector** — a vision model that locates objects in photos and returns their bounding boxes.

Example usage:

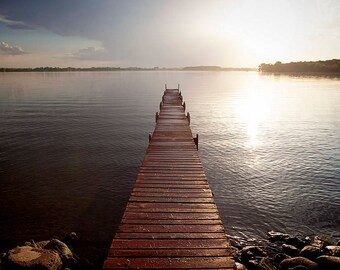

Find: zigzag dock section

[104,86,235,269]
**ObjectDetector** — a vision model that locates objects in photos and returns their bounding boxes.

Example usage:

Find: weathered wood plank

[104,257,235,269]
[115,232,226,239]
[108,249,231,257]
[118,224,225,233]
[110,239,229,249]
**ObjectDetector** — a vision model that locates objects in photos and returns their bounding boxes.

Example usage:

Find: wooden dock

[103,87,235,269]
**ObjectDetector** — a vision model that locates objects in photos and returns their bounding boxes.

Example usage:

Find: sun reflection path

[234,84,277,149]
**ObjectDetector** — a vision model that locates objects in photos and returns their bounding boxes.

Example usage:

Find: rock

[241,246,267,261]
[259,257,276,270]
[311,237,325,249]
[63,232,78,247]
[286,237,307,249]
[268,231,289,242]
[290,266,308,270]
[4,246,62,270]
[247,259,266,270]
[279,257,318,270]
[44,239,76,266]
[325,245,340,257]
[272,253,291,266]
[281,244,300,257]
[316,255,340,270]
[317,235,338,245]
[235,262,247,270]
[36,240,50,249]
[299,245,322,260]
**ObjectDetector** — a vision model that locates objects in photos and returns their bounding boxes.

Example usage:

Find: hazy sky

[0,0,339,68]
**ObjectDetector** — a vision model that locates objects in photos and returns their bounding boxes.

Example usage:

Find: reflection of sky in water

[0,71,339,246]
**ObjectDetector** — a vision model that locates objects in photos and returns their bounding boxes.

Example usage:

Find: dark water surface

[1,71,339,248]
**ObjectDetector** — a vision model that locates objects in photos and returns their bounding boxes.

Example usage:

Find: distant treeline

[182,66,256,71]
[259,59,340,73]
[0,66,256,72]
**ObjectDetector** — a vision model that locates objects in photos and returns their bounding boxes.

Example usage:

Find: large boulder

[279,257,318,270]
[299,245,322,260]
[4,246,62,270]
[316,255,340,270]
[44,239,76,266]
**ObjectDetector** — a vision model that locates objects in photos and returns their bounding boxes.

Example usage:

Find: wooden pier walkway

[104,88,235,269]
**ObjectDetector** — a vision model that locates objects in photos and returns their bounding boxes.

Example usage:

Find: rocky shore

[0,232,107,270]
[231,231,340,270]
[0,231,339,270]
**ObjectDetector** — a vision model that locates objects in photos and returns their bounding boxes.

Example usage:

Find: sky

[0,0,339,68]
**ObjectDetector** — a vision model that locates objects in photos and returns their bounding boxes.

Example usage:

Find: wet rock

[4,246,62,270]
[311,237,325,249]
[241,246,267,261]
[63,232,78,247]
[259,257,276,270]
[272,253,291,266]
[279,257,317,270]
[317,235,338,245]
[235,262,248,270]
[286,237,307,249]
[299,245,322,260]
[289,266,308,270]
[268,231,289,242]
[247,259,266,270]
[281,244,299,257]
[316,255,340,270]
[325,245,340,257]
[44,239,76,266]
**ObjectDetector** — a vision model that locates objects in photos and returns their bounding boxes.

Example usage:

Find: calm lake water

[0,71,339,249]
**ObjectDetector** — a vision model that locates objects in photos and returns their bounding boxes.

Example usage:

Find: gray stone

[279,257,318,270]
[299,245,322,260]
[44,239,75,265]
[316,255,340,270]
[4,246,62,270]
[282,244,300,257]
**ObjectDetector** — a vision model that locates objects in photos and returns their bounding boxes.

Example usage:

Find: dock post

[165,84,167,90]
[194,134,199,150]
[178,83,180,90]
[183,101,186,111]
[155,112,159,122]
[148,133,152,142]
[187,112,190,124]
[159,102,163,110]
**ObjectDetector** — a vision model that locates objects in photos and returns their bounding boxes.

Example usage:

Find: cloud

[65,47,109,61]
[0,42,29,55]
[0,15,33,29]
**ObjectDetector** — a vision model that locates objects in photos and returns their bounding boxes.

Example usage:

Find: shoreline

[1,230,339,270]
